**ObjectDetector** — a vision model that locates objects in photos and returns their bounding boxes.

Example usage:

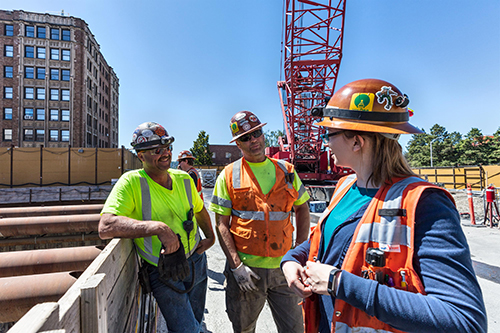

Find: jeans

[224,262,303,333]
[147,251,208,333]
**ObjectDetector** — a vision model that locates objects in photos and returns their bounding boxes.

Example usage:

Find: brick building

[209,144,242,165]
[0,10,119,148]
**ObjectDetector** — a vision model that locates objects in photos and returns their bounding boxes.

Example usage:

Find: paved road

[171,188,500,332]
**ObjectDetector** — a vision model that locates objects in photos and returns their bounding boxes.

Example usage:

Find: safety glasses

[148,145,173,156]
[238,129,263,142]
[321,131,344,144]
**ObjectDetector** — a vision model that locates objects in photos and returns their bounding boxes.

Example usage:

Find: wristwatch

[327,268,341,296]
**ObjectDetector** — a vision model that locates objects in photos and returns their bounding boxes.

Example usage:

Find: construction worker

[98,121,215,333]
[281,79,487,333]
[178,150,203,201]
[209,111,311,333]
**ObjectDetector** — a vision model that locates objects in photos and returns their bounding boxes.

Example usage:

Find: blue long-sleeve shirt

[282,189,487,333]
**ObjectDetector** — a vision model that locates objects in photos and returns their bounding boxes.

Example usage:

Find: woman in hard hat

[281,79,487,333]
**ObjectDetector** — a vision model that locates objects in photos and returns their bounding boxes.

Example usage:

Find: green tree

[264,129,285,147]
[405,130,429,167]
[489,127,500,164]
[456,128,485,166]
[190,130,212,166]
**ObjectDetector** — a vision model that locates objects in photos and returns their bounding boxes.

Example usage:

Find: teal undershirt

[321,182,378,254]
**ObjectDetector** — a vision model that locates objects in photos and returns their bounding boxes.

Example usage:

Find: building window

[50,48,59,60]
[25,46,34,58]
[4,87,13,99]
[36,108,45,120]
[36,129,45,142]
[61,130,69,142]
[61,69,70,81]
[61,89,70,101]
[212,152,216,158]
[50,28,59,40]
[37,26,46,39]
[4,108,13,120]
[4,66,13,78]
[24,108,34,120]
[24,66,34,78]
[5,45,14,57]
[37,47,46,59]
[50,109,59,121]
[50,89,59,101]
[36,88,45,100]
[24,87,34,99]
[62,49,70,61]
[50,68,59,80]
[24,129,34,141]
[36,67,45,80]
[61,29,70,41]
[3,129,12,141]
[25,25,35,37]
[61,109,70,121]
[5,24,14,36]
[49,129,59,141]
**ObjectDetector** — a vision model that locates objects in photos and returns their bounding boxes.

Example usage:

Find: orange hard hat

[229,111,267,143]
[178,150,195,160]
[316,79,423,136]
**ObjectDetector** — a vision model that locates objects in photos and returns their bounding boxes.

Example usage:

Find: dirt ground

[450,189,498,225]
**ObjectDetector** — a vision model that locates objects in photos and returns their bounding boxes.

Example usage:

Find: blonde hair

[343,131,416,186]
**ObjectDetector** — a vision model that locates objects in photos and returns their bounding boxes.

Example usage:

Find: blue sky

[4,0,499,156]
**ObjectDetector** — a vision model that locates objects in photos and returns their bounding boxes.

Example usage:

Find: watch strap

[327,268,341,296]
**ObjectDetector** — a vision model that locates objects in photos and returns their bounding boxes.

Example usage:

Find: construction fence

[0,146,142,188]
[412,165,500,190]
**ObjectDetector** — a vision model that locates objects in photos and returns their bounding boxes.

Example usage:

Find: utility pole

[430,138,438,167]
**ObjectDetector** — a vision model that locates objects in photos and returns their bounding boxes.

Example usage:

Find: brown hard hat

[178,150,195,160]
[229,111,267,143]
[317,78,423,135]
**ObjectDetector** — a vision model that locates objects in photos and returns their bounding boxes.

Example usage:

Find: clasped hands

[282,260,337,297]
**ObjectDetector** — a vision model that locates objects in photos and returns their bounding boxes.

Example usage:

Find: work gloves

[158,234,190,282]
[231,263,261,292]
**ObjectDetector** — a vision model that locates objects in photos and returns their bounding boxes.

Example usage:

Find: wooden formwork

[8,238,145,333]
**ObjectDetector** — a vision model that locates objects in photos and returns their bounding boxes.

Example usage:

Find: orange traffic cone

[467,184,476,225]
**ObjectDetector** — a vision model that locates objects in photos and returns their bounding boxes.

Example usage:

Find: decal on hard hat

[142,129,153,138]
[249,115,258,122]
[376,86,398,111]
[408,108,414,117]
[155,126,166,137]
[231,122,239,133]
[242,123,251,131]
[349,93,375,111]
[136,136,147,143]
[234,112,246,120]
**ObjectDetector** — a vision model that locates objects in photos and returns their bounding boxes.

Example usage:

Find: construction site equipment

[0,246,102,278]
[274,0,351,201]
[467,184,477,225]
[484,185,499,228]
[0,204,103,218]
[0,214,100,237]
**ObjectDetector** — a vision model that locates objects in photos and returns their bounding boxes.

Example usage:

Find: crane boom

[277,0,347,185]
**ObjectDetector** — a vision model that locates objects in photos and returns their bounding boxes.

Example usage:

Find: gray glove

[231,263,261,292]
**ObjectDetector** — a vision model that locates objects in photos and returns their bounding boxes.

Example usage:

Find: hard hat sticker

[231,122,239,134]
[141,129,153,138]
[376,86,398,110]
[350,93,375,111]
[249,115,258,122]
[234,113,246,121]
[242,123,251,131]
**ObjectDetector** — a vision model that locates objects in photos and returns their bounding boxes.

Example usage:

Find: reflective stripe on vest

[355,177,423,248]
[210,194,232,208]
[231,158,293,219]
[138,176,200,265]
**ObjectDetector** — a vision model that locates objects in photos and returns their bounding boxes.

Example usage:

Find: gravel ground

[450,189,499,225]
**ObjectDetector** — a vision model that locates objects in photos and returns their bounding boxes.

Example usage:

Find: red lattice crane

[275,0,348,190]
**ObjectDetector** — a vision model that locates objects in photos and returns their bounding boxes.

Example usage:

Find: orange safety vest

[304,174,454,333]
[188,167,203,201]
[225,157,300,257]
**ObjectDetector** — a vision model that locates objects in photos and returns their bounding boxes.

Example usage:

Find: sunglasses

[320,131,343,144]
[239,129,263,142]
[148,145,173,155]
